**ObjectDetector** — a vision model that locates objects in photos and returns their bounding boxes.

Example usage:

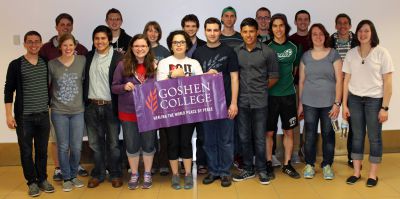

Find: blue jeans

[202,119,234,177]
[85,103,122,180]
[348,93,383,163]
[121,121,156,157]
[237,107,267,172]
[51,112,84,180]
[303,105,335,167]
[16,111,50,185]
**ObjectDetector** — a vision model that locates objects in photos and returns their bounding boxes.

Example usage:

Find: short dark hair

[295,10,310,21]
[106,8,123,21]
[308,23,330,48]
[181,14,200,28]
[143,21,163,43]
[58,33,77,49]
[355,19,379,47]
[204,17,221,30]
[166,30,193,55]
[55,13,73,26]
[240,17,258,30]
[269,13,291,38]
[256,7,271,17]
[335,13,351,25]
[92,25,113,43]
[24,31,42,42]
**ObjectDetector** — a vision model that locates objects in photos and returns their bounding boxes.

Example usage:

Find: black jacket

[91,28,132,54]
[330,32,357,49]
[83,50,123,116]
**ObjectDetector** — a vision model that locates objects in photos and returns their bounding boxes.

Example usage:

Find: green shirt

[266,40,300,96]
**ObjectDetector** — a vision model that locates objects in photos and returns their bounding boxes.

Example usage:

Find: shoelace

[144,174,152,183]
[130,174,139,182]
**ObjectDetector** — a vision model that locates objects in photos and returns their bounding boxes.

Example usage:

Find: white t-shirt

[156,55,203,81]
[342,46,394,98]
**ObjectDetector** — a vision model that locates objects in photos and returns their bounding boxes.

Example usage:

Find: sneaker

[151,168,158,175]
[171,174,181,190]
[346,175,361,185]
[53,167,62,181]
[128,173,139,190]
[220,176,232,187]
[282,162,301,179]
[291,153,301,164]
[142,172,152,189]
[266,161,275,180]
[303,164,315,179]
[203,174,219,184]
[184,174,193,190]
[258,172,271,185]
[160,167,170,176]
[233,155,244,171]
[78,165,89,177]
[232,170,256,182]
[366,177,378,187]
[271,155,281,167]
[71,178,84,188]
[62,181,73,192]
[28,183,40,197]
[322,165,334,180]
[39,180,55,193]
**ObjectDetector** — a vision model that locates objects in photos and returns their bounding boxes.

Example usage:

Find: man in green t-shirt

[264,13,301,180]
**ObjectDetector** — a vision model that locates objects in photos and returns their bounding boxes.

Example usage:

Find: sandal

[197,165,208,175]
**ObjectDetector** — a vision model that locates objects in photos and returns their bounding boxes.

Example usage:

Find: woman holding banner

[112,34,157,190]
[156,30,203,190]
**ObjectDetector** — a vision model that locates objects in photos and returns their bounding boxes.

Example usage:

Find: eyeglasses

[172,40,186,46]
[257,16,271,21]
[133,45,148,49]
[25,41,41,45]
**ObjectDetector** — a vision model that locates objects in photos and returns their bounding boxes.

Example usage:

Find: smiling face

[272,18,286,40]
[56,18,73,37]
[357,24,372,45]
[171,34,187,56]
[106,13,122,31]
[60,38,76,57]
[256,10,271,31]
[205,23,221,44]
[295,13,310,32]
[240,25,257,46]
[311,26,325,48]
[336,17,351,37]
[93,32,110,54]
[24,35,42,55]
[183,21,198,39]
[146,25,159,44]
[132,38,149,61]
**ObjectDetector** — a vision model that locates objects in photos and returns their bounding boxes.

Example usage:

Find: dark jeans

[166,123,195,160]
[237,107,267,172]
[195,123,207,166]
[16,111,50,185]
[202,119,234,176]
[348,93,383,163]
[85,103,122,180]
[347,118,353,161]
[303,105,335,167]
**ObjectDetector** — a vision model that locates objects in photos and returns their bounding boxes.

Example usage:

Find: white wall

[1,0,399,142]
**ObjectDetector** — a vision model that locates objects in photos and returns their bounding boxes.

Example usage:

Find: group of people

[4,5,394,197]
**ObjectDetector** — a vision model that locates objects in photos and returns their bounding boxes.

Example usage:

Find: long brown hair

[122,34,155,77]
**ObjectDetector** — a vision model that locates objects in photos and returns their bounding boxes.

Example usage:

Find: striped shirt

[332,32,353,60]
[21,57,48,114]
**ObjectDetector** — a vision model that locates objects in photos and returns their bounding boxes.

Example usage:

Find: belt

[89,99,111,105]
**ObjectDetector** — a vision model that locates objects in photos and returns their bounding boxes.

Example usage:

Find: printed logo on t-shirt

[169,64,193,76]
[201,54,227,71]
[57,73,79,104]
[277,49,293,61]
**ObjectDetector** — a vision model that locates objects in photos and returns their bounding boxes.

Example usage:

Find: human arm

[5,103,16,129]
[228,71,239,119]
[297,61,305,119]
[342,73,351,120]
[111,62,134,94]
[378,72,392,123]
[329,58,343,119]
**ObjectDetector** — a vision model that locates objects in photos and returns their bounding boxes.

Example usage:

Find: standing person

[298,24,343,180]
[112,34,156,190]
[220,6,243,48]
[255,7,272,42]
[84,25,123,188]
[232,18,279,185]
[343,20,394,187]
[39,13,89,181]
[48,33,86,191]
[4,31,55,197]
[105,8,132,54]
[143,21,171,176]
[289,9,312,164]
[265,13,301,180]
[157,30,203,190]
[181,14,206,57]
[330,13,357,168]
[192,17,239,187]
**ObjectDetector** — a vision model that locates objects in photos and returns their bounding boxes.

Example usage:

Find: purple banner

[133,73,227,132]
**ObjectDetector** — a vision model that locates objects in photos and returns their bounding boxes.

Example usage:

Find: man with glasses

[105,8,132,54]
[255,7,272,42]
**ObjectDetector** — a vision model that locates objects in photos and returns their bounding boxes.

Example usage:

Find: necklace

[360,47,372,64]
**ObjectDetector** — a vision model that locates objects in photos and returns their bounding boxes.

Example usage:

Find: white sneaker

[271,155,281,167]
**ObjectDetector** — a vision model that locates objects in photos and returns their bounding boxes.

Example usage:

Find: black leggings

[166,123,195,160]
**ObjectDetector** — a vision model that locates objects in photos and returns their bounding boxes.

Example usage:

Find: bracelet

[334,102,341,106]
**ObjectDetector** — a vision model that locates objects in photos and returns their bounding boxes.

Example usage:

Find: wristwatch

[381,106,389,111]
[334,102,341,106]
